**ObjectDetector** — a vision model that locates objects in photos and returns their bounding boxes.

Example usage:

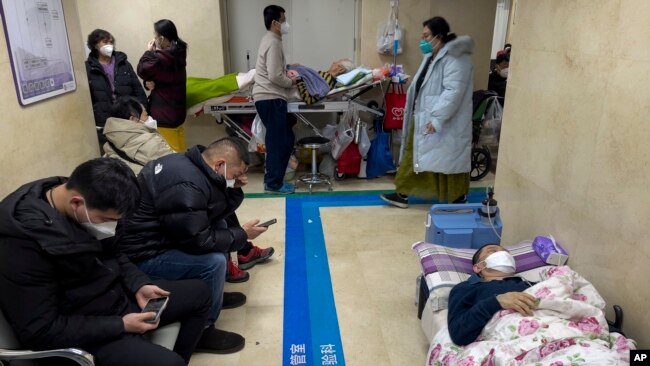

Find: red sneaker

[237,245,275,270]
[226,259,249,283]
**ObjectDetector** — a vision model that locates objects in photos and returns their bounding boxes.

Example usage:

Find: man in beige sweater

[253,5,297,194]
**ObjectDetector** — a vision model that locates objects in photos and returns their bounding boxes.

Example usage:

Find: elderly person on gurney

[287,59,354,104]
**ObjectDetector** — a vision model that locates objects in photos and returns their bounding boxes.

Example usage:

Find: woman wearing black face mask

[381,16,474,208]
[137,19,188,152]
[85,29,147,153]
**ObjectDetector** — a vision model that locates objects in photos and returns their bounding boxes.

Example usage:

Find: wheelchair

[470,90,503,181]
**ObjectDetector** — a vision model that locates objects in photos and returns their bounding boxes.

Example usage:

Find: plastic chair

[295,136,333,193]
[0,308,180,365]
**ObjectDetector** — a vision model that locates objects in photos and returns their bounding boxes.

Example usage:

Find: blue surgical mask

[419,40,433,54]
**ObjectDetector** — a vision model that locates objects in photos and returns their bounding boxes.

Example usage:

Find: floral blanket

[426,266,635,366]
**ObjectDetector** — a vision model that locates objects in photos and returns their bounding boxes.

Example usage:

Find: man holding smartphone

[0,158,217,365]
[118,137,273,354]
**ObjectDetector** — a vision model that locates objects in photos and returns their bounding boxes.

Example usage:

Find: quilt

[426,266,635,366]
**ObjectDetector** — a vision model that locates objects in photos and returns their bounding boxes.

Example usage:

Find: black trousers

[45,279,211,366]
[255,99,294,190]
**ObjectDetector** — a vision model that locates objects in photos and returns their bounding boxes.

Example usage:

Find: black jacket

[0,178,150,350]
[487,71,507,99]
[119,146,248,262]
[86,51,147,128]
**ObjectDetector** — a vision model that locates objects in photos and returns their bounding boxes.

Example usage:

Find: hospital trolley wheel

[367,101,380,110]
[470,147,491,181]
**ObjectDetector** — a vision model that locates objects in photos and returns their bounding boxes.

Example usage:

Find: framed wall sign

[0,0,76,106]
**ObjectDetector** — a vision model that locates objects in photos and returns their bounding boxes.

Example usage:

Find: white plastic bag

[358,122,371,157]
[331,122,354,159]
[376,4,402,55]
[249,114,267,153]
[319,123,338,154]
[252,114,266,144]
[481,98,503,144]
[331,107,358,159]
[247,136,257,152]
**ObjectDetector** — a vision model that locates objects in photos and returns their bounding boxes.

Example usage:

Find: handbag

[383,83,406,129]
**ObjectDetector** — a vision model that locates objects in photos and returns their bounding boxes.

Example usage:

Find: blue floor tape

[281,192,486,365]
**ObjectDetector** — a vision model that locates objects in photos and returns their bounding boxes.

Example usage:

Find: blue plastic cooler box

[425,203,502,249]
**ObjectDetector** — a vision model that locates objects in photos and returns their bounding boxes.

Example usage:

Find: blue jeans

[255,99,295,189]
[136,250,227,326]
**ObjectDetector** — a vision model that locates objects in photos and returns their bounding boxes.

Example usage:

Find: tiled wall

[496,0,650,346]
[0,0,98,198]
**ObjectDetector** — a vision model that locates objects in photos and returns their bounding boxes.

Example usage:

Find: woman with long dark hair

[137,19,188,152]
[381,16,474,208]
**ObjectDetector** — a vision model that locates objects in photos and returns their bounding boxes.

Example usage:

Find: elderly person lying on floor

[427,243,635,365]
[447,243,537,345]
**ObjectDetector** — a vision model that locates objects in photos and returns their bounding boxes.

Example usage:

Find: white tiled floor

[189,170,495,366]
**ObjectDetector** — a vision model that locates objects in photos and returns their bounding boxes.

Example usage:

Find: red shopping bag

[383,83,406,129]
[336,142,361,176]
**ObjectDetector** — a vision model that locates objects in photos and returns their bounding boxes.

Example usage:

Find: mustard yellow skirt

[394,125,469,202]
[157,125,186,152]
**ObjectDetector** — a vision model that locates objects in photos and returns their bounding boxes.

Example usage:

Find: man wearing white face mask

[447,244,538,346]
[103,96,176,174]
[488,53,509,99]
[119,137,273,354]
[0,158,216,365]
[253,5,299,194]
[85,29,147,153]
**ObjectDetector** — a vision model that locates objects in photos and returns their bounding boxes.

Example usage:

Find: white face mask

[499,68,509,78]
[482,251,516,274]
[73,201,117,240]
[280,21,290,35]
[99,44,114,57]
[223,162,236,189]
[143,116,158,129]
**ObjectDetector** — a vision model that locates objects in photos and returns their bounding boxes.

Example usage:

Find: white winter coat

[400,35,474,174]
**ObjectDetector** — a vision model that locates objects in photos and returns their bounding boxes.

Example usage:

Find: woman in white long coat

[381,16,473,208]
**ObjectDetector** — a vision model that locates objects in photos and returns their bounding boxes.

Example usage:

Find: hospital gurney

[202,78,387,144]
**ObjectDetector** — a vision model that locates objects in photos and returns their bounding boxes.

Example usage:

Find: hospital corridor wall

[0,0,98,197]
[495,0,650,347]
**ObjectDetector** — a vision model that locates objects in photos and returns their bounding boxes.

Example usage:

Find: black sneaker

[222,292,246,309]
[380,193,409,208]
[195,327,245,354]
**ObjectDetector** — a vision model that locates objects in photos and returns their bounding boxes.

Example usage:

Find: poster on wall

[0,0,76,106]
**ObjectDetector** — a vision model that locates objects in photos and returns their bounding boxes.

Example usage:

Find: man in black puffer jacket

[0,158,218,365]
[119,137,267,354]
[85,29,147,151]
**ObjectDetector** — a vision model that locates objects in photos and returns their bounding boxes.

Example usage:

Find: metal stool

[295,136,332,193]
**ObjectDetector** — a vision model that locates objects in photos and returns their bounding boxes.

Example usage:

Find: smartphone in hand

[256,218,277,228]
[142,297,169,324]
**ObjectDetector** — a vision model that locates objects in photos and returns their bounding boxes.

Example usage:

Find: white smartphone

[256,218,277,228]
[142,296,169,324]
